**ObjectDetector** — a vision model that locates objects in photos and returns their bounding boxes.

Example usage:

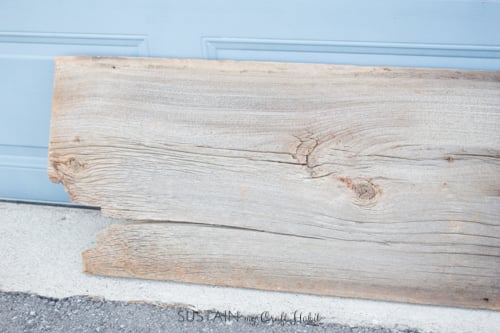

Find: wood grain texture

[49,56,500,309]
[84,221,499,309]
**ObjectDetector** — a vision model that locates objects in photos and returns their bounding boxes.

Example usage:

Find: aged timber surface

[49,56,500,309]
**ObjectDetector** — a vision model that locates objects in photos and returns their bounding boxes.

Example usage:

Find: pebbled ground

[0,292,421,333]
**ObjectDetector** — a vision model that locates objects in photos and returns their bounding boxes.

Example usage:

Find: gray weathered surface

[83,222,499,309]
[49,56,500,309]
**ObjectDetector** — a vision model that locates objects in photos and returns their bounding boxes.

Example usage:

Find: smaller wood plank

[83,222,499,310]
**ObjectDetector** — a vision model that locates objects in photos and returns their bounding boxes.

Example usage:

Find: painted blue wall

[1,0,500,203]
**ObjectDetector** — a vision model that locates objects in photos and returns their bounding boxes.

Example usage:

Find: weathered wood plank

[50,56,500,309]
[84,221,499,310]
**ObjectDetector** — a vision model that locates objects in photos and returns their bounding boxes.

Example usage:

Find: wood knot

[337,177,381,205]
[354,182,377,200]
[291,135,318,165]
[63,157,86,172]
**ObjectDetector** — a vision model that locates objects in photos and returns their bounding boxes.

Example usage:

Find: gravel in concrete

[0,292,421,333]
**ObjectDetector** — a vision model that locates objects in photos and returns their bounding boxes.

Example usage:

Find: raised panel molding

[0,32,149,57]
[0,32,149,202]
[202,37,500,70]
[0,145,68,203]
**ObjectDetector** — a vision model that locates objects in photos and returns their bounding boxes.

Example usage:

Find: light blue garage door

[1,0,500,203]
